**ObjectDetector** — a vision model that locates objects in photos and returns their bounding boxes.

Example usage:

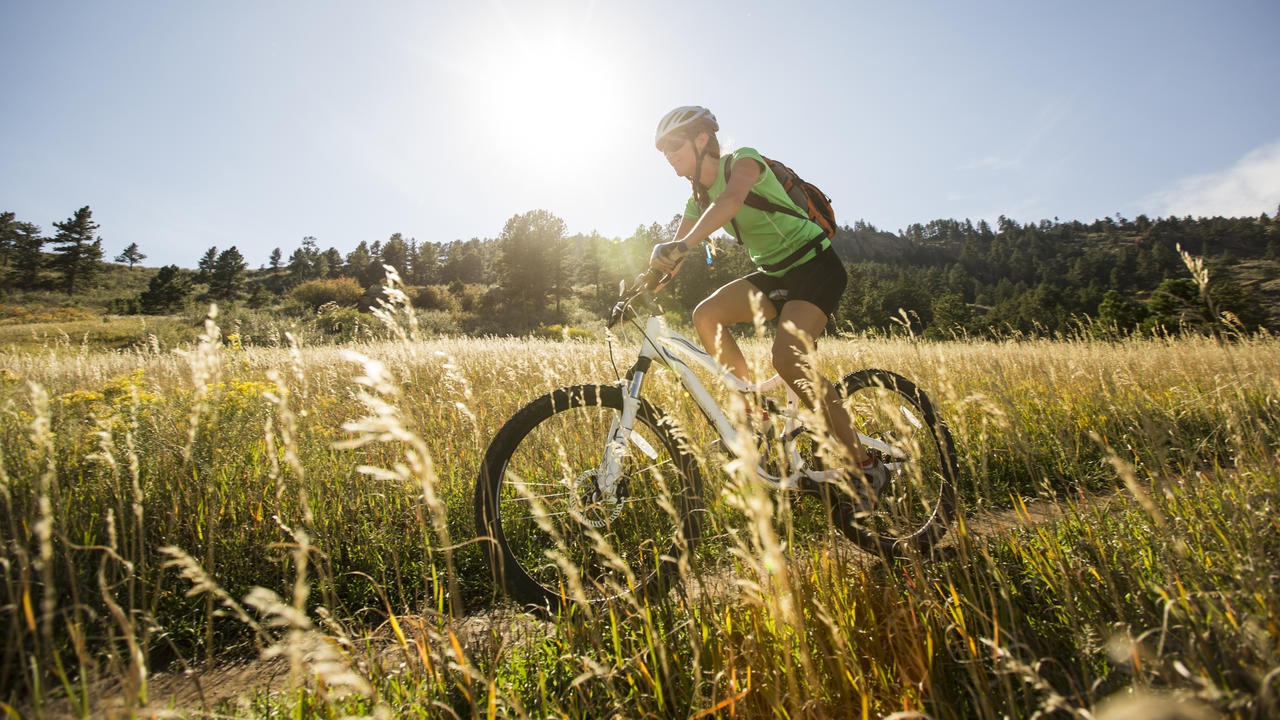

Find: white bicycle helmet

[655,106,718,148]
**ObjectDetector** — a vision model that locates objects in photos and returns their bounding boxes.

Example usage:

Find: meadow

[1,299,1278,718]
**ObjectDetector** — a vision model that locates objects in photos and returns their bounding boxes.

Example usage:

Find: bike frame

[597,311,901,498]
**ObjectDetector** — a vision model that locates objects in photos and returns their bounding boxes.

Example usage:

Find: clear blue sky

[2,0,1278,269]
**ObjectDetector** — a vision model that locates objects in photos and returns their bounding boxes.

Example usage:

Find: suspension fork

[597,356,652,496]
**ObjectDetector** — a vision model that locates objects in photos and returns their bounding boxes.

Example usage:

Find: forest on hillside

[3,207,1277,339]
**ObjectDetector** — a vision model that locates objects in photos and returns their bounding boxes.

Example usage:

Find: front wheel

[835,369,959,557]
[474,384,703,615]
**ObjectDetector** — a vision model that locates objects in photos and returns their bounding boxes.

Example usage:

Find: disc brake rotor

[570,469,624,528]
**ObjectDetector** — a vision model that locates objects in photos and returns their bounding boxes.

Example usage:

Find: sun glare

[470,32,628,176]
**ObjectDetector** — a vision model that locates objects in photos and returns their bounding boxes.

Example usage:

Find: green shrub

[291,277,363,310]
[138,265,193,313]
[532,323,593,341]
[415,309,462,335]
[315,303,369,341]
[413,285,461,313]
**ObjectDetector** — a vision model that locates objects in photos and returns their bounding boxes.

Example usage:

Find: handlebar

[607,269,670,329]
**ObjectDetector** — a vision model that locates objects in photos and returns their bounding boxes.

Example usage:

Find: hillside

[2,212,1277,344]
[824,214,1279,335]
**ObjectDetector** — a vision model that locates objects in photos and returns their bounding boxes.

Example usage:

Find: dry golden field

[1,308,1278,718]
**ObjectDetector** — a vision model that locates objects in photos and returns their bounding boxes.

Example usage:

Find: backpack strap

[758,232,831,274]
[720,156,745,243]
[723,156,812,226]
[709,155,822,247]
[711,154,836,272]
[742,194,808,221]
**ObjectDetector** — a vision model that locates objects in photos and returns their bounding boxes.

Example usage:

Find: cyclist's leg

[772,300,869,465]
[692,278,777,382]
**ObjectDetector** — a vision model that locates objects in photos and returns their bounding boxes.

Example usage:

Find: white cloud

[1149,139,1280,218]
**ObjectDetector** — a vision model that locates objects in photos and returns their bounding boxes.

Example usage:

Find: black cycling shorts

[745,246,847,318]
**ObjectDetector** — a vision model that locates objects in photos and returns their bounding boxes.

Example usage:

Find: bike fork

[597,357,652,496]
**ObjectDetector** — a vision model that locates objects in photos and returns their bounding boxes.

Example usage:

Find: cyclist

[647,105,889,493]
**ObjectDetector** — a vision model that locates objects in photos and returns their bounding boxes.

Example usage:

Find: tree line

[828,213,1278,336]
[3,205,1277,337]
[0,206,119,294]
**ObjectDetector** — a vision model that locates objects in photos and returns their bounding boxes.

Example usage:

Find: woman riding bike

[648,105,888,495]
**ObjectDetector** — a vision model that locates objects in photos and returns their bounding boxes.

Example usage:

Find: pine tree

[1146,278,1205,333]
[412,241,439,285]
[208,247,247,301]
[381,233,410,277]
[345,242,373,285]
[0,212,16,271]
[6,219,46,288]
[321,248,344,278]
[495,210,565,323]
[1097,290,1147,334]
[269,247,283,270]
[287,247,311,286]
[50,206,104,294]
[928,292,971,338]
[287,238,321,286]
[139,265,193,313]
[577,232,605,302]
[442,239,485,285]
[114,242,146,268]
[197,247,218,283]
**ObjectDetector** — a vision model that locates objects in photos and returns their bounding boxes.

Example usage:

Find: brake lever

[606,270,668,328]
[607,302,630,329]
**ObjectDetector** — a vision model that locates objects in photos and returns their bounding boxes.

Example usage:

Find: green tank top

[683,147,828,276]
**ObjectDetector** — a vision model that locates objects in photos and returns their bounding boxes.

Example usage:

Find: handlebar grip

[607,301,627,329]
[606,270,670,328]
[659,242,691,261]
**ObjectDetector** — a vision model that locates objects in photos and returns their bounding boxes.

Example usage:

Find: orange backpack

[724,155,838,240]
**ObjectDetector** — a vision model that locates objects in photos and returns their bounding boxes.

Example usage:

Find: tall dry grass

[0,274,1277,717]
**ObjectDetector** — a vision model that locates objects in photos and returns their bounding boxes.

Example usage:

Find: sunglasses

[657,135,689,154]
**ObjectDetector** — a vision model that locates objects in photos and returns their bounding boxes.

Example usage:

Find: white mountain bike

[474,271,959,614]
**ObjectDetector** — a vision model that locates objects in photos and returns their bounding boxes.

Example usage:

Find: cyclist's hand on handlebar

[649,240,691,276]
[608,300,630,327]
[607,270,666,327]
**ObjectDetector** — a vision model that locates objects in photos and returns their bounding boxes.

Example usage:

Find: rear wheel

[834,369,958,557]
[474,385,703,615]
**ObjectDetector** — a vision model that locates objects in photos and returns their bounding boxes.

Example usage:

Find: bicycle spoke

[830,370,957,555]
[478,385,700,610]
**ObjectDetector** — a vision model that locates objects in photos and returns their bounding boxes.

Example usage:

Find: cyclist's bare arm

[673,215,695,246]
[650,157,762,275]
[679,156,761,249]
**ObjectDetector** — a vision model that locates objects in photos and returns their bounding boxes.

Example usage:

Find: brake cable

[606,271,667,384]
